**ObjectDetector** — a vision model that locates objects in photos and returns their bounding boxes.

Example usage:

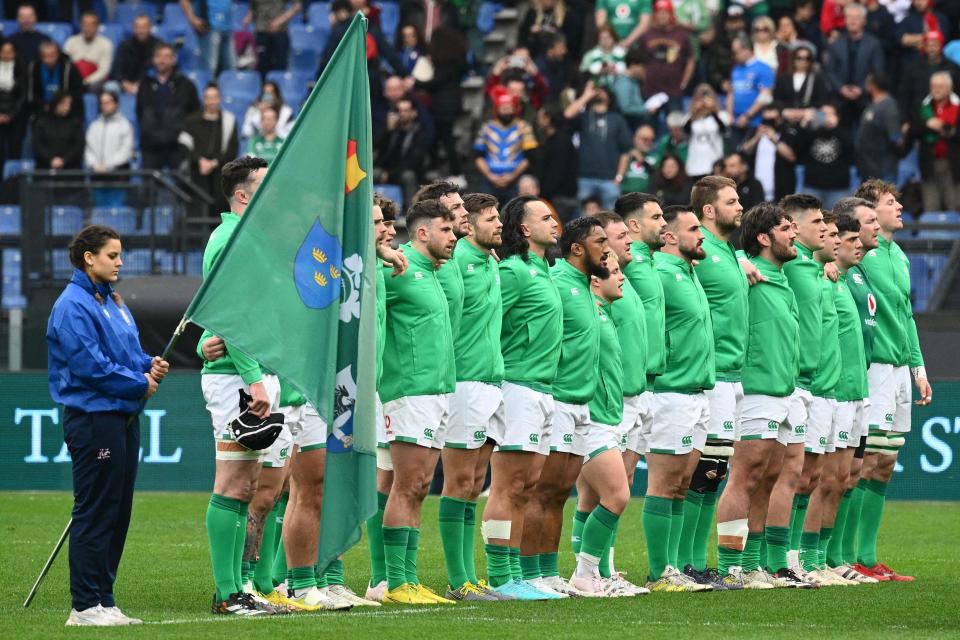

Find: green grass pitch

[2,493,958,639]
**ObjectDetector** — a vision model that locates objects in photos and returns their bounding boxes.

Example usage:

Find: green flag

[183,13,377,571]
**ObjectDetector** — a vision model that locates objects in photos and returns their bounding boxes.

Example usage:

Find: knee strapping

[717,518,749,551]
[690,448,731,493]
[480,519,511,543]
[864,432,904,456]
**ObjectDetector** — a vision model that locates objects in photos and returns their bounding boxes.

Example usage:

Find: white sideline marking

[145,606,481,625]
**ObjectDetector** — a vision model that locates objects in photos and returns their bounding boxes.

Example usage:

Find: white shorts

[446,381,504,450]
[619,394,650,455]
[577,422,621,461]
[705,381,742,441]
[283,402,327,452]
[806,396,838,455]
[850,398,869,444]
[648,392,709,455]
[739,394,792,443]
[202,373,281,443]
[376,392,388,448]
[496,382,554,454]
[866,364,912,434]
[383,394,450,449]
[261,421,293,468]
[784,387,813,446]
[551,401,591,454]
[833,400,864,450]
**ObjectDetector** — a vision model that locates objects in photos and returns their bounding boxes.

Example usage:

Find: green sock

[789,493,810,550]
[571,509,589,556]
[463,501,479,584]
[233,502,248,593]
[842,484,865,565]
[828,490,852,567]
[581,505,619,568]
[252,496,284,593]
[288,566,316,594]
[764,525,791,572]
[485,544,513,587]
[439,497,468,589]
[818,527,833,567]
[315,564,328,588]
[668,498,684,568]
[405,528,421,585]
[206,494,244,601]
[642,496,673,581]
[383,526,409,590]
[539,552,560,578]
[367,491,388,585]
[324,559,345,586]
[520,554,541,581]
[799,531,820,571]
[509,547,521,580]
[718,545,742,576]
[599,522,618,578]
[692,489,717,571]
[857,478,888,567]
[272,538,287,588]
[677,490,704,569]
[241,561,253,586]
[741,532,763,572]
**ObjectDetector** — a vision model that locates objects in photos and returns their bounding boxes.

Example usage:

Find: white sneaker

[539,575,588,597]
[365,580,387,602]
[828,566,862,585]
[741,569,777,590]
[289,586,351,611]
[806,568,845,586]
[836,563,879,584]
[326,584,381,607]
[65,606,123,627]
[319,586,356,609]
[609,572,649,596]
[787,550,802,575]
[527,577,569,598]
[99,606,143,625]
[568,572,616,597]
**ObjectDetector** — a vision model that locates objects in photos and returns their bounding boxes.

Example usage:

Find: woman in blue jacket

[46,225,169,627]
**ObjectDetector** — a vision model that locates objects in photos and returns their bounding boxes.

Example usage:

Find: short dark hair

[867,73,891,94]
[854,178,898,205]
[662,203,695,226]
[559,216,602,258]
[374,192,398,221]
[406,198,453,232]
[589,210,624,230]
[836,212,861,235]
[204,81,219,92]
[411,180,461,205]
[614,192,661,222]
[500,195,541,261]
[80,10,99,21]
[221,156,268,201]
[833,196,874,219]
[741,203,791,258]
[69,224,120,269]
[691,175,737,219]
[780,193,822,218]
[581,195,603,208]
[463,192,499,225]
[152,41,175,56]
[822,209,837,225]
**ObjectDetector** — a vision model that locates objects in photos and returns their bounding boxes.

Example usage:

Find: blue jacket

[47,269,151,413]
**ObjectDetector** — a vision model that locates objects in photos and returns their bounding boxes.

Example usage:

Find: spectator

[348,0,381,29]
[180,0,235,75]
[27,41,84,118]
[375,96,427,204]
[415,26,468,179]
[534,103,578,218]
[727,34,775,144]
[519,0,586,59]
[580,25,626,86]
[136,43,200,170]
[84,90,134,172]
[740,103,799,201]
[32,91,84,170]
[793,0,822,51]
[751,16,788,75]
[517,174,540,198]
[245,105,284,164]
[637,0,695,114]
[899,30,960,137]
[699,8,742,94]
[824,3,885,122]
[650,153,691,206]
[684,83,729,179]
[916,71,960,212]
[864,0,897,64]
[474,92,537,203]
[179,84,239,214]
[247,0,302,76]
[609,49,649,130]
[485,47,550,112]
[820,0,847,39]
[775,15,800,48]
[8,5,50,65]
[595,0,651,49]
[722,151,765,210]
[673,0,712,34]
[564,82,633,209]
[376,74,434,142]
[581,195,604,217]
[398,0,459,42]
[774,42,829,123]
[114,14,159,96]
[896,0,951,71]
[857,73,902,182]
[880,0,911,23]
[241,80,294,139]
[398,25,424,74]
[801,102,856,208]
[619,123,657,194]
[536,33,575,104]
[0,41,27,168]
[656,111,689,166]
[64,11,114,92]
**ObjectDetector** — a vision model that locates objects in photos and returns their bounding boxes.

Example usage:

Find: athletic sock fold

[520,553,542,581]
[485,543,512,587]
[463,500,479,584]
[233,502,248,593]
[642,496,673,581]
[367,491,388,586]
[857,478,888,567]
[789,493,810,550]
[599,521,619,578]
[817,527,833,567]
[828,489,852,567]
[509,547,522,580]
[843,484,865,565]
[289,565,316,594]
[693,489,718,571]
[799,531,821,572]
[383,526,410,590]
[571,509,589,556]
[741,532,763,573]
[677,490,704,569]
[439,496,468,589]
[405,527,421,585]
[764,525,791,573]
[206,494,244,602]
[539,551,560,578]
[668,498,684,568]
[581,505,620,562]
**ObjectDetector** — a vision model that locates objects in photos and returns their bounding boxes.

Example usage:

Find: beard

[587,256,611,279]
[681,243,706,262]
[772,240,796,263]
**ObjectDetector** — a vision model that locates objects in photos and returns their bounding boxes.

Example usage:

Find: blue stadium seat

[143,206,176,235]
[307,2,331,30]
[51,249,72,278]
[182,250,204,276]
[92,206,138,234]
[162,3,191,38]
[119,93,137,124]
[152,23,181,45]
[219,70,262,102]
[221,94,250,130]
[477,2,500,34]
[0,206,20,234]
[84,93,99,127]
[917,211,960,240]
[99,23,125,49]
[895,211,917,242]
[908,252,949,312]
[3,159,34,180]
[114,2,158,33]
[288,47,320,74]
[233,2,251,32]
[374,183,404,210]
[265,70,311,107]
[2,248,25,309]
[377,1,399,42]
[0,20,18,36]
[290,23,326,53]
[36,22,73,47]
[48,206,84,235]
[123,249,153,275]
[182,69,211,100]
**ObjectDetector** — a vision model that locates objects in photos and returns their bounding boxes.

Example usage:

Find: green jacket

[380,243,455,403]
[854,235,923,367]
[742,256,800,397]
[376,259,386,390]
[835,272,869,402]
[845,266,878,365]
[589,298,624,427]
[197,212,265,385]
[499,253,563,392]
[608,278,647,396]
[436,252,465,343]
[810,274,842,397]
[783,242,823,389]
[453,238,504,384]
[652,252,716,393]
[695,226,749,382]
[279,379,306,407]
[625,240,665,381]
[550,259,601,404]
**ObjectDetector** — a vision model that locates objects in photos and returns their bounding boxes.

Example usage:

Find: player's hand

[248,381,271,418]
[823,261,839,282]
[143,373,158,398]
[739,257,765,285]
[150,356,170,381]
[201,336,226,362]
[387,247,408,276]
[915,378,932,406]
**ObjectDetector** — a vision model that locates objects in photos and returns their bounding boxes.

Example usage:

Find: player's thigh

[291,447,326,490]
[213,457,261,498]
[391,441,440,490]
[645,451,689,495]
[581,449,630,512]
[489,450,535,495]
[441,446,480,487]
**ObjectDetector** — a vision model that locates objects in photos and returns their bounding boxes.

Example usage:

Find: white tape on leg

[480,519,512,543]
[375,447,394,471]
[717,518,749,551]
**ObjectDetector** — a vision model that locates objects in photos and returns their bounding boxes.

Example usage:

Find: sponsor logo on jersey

[723,420,734,431]
[563,433,573,444]
[867,293,877,316]
[675,273,683,281]
[681,435,693,447]
[529,433,539,444]
[414,271,424,280]
[767,420,779,431]
[570,287,580,296]
[473,430,486,441]
[423,428,434,440]
[838,431,849,441]
[819,436,826,446]
[884,413,894,423]
[795,424,806,435]
[467,263,475,273]
[712,254,721,263]
[852,273,863,284]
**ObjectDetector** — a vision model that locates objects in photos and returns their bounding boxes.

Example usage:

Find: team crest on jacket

[294,218,343,309]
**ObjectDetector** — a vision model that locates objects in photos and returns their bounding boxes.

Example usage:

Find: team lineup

[197,156,931,615]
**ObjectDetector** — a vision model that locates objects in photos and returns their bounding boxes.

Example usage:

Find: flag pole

[23,316,191,607]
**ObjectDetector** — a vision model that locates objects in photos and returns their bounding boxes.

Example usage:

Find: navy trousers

[63,409,140,611]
